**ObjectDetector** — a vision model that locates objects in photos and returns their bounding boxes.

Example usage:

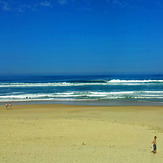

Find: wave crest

[0,79,163,87]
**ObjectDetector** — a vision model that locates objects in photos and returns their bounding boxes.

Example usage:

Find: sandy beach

[0,104,163,163]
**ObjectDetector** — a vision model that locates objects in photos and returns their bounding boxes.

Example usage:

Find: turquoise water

[0,74,163,105]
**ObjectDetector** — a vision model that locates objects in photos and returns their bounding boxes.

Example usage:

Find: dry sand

[0,104,163,163]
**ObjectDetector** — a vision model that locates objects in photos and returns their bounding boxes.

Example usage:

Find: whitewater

[0,74,163,105]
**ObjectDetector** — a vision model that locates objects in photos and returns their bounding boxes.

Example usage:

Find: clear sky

[0,0,163,75]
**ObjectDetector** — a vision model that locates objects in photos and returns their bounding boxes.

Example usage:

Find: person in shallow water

[152,136,157,154]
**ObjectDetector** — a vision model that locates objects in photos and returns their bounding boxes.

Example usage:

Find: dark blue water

[0,74,163,105]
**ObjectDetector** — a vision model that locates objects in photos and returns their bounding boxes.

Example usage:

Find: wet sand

[0,104,163,162]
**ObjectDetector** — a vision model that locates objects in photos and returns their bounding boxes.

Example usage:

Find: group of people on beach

[5,103,12,109]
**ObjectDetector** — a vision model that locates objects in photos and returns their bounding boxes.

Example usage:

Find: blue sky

[0,0,163,74]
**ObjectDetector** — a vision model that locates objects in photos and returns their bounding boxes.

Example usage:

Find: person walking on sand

[5,104,8,109]
[9,104,12,109]
[152,136,157,154]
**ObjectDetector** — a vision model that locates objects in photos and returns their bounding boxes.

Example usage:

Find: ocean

[0,74,163,106]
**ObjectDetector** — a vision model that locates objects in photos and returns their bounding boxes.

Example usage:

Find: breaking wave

[0,79,163,87]
[1,90,163,102]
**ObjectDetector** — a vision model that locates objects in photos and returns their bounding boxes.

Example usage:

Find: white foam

[0,91,137,101]
[0,79,163,88]
[109,79,163,83]
[143,91,163,94]
[1,90,163,102]
[90,91,134,95]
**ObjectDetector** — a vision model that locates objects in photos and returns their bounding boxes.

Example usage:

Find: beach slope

[0,105,163,163]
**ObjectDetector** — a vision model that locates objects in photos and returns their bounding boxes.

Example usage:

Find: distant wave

[0,79,163,87]
[68,79,108,83]
[109,79,163,83]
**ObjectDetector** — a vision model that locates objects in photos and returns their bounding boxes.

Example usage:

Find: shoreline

[0,98,163,106]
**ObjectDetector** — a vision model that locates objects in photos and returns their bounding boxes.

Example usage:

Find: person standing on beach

[152,136,157,153]
[9,104,12,109]
[5,104,8,109]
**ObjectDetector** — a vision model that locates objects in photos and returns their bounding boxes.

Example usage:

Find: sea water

[0,74,163,106]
